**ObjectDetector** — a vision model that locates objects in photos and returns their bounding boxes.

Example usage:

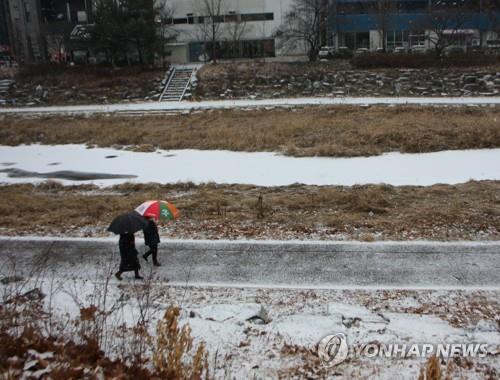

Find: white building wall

[167,0,292,39]
[160,0,304,62]
[369,30,382,50]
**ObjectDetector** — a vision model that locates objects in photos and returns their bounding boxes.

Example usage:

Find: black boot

[115,271,122,281]
[134,270,144,280]
[151,246,160,267]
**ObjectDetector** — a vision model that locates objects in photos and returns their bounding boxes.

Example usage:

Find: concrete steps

[159,67,196,102]
[0,79,14,105]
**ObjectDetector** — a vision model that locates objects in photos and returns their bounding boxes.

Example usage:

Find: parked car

[410,45,427,54]
[444,45,465,56]
[0,52,10,66]
[318,46,335,60]
[334,46,353,58]
[354,48,369,55]
[485,40,500,55]
[393,47,408,54]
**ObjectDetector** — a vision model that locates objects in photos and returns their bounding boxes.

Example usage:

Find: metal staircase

[0,79,14,105]
[159,66,196,102]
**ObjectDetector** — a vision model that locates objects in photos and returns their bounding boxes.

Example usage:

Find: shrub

[352,53,499,69]
[154,306,209,380]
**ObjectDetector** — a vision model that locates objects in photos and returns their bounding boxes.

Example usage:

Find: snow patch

[1,144,499,187]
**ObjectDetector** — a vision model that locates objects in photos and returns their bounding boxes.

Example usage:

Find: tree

[376,0,399,51]
[155,4,177,68]
[423,0,472,58]
[193,0,226,63]
[484,0,500,37]
[275,0,329,61]
[91,0,174,66]
[126,0,158,65]
[91,0,130,65]
[224,12,251,60]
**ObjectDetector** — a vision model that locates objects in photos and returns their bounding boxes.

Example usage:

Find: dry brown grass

[154,306,208,379]
[0,181,498,240]
[197,61,500,83]
[417,355,461,380]
[1,106,500,157]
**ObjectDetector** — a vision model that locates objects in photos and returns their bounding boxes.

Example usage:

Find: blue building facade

[328,0,500,51]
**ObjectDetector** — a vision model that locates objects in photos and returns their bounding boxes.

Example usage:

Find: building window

[225,12,239,22]
[188,39,275,62]
[386,30,410,49]
[24,2,31,22]
[241,13,274,22]
[342,32,369,50]
[173,12,274,25]
[173,17,188,24]
[409,31,426,47]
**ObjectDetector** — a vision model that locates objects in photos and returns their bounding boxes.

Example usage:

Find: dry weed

[154,306,208,380]
[0,181,498,240]
[1,106,500,157]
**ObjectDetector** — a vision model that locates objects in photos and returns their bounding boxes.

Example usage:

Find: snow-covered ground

[2,272,498,379]
[1,96,500,115]
[1,144,500,187]
[1,237,498,378]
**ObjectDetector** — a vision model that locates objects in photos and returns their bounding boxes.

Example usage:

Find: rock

[22,288,45,301]
[474,319,497,332]
[194,303,270,324]
[462,75,477,84]
[463,83,478,91]
[0,275,23,284]
[266,314,345,347]
[327,303,388,331]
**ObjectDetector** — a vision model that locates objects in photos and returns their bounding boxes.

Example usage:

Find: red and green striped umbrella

[135,200,179,222]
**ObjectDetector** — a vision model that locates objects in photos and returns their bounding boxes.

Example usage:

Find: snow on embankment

[1,144,499,187]
[2,96,500,115]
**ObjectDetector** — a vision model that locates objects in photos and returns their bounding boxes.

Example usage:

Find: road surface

[1,237,498,289]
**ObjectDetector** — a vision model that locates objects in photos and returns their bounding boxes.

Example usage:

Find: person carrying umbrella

[115,233,143,280]
[135,200,180,268]
[142,217,161,266]
[107,211,148,280]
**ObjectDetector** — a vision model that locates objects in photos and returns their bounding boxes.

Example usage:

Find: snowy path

[1,96,500,115]
[1,237,499,289]
[1,144,500,187]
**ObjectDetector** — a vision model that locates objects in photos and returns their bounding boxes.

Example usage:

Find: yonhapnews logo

[317,334,489,367]
[317,333,349,367]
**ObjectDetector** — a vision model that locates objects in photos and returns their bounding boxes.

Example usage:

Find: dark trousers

[144,244,158,263]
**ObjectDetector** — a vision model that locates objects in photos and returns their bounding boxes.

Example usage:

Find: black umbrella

[108,212,148,235]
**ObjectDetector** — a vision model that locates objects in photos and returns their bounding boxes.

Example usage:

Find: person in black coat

[115,233,143,280]
[142,218,161,266]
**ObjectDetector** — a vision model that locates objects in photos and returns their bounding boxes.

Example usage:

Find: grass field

[1,106,500,157]
[1,181,498,240]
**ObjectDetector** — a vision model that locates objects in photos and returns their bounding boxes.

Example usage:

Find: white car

[354,48,369,54]
[410,45,427,54]
[318,46,335,59]
[393,47,408,54]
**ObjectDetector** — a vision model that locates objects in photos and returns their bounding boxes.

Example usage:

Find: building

[2,0,92,64]
[329,0,500,52]
[163,0,303,63]
[39,0,93,62]
[4,0,45,63]
[0,0,12,54]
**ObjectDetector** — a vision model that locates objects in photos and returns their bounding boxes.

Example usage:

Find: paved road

[1,96,500,116]
[0,238,498,289]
